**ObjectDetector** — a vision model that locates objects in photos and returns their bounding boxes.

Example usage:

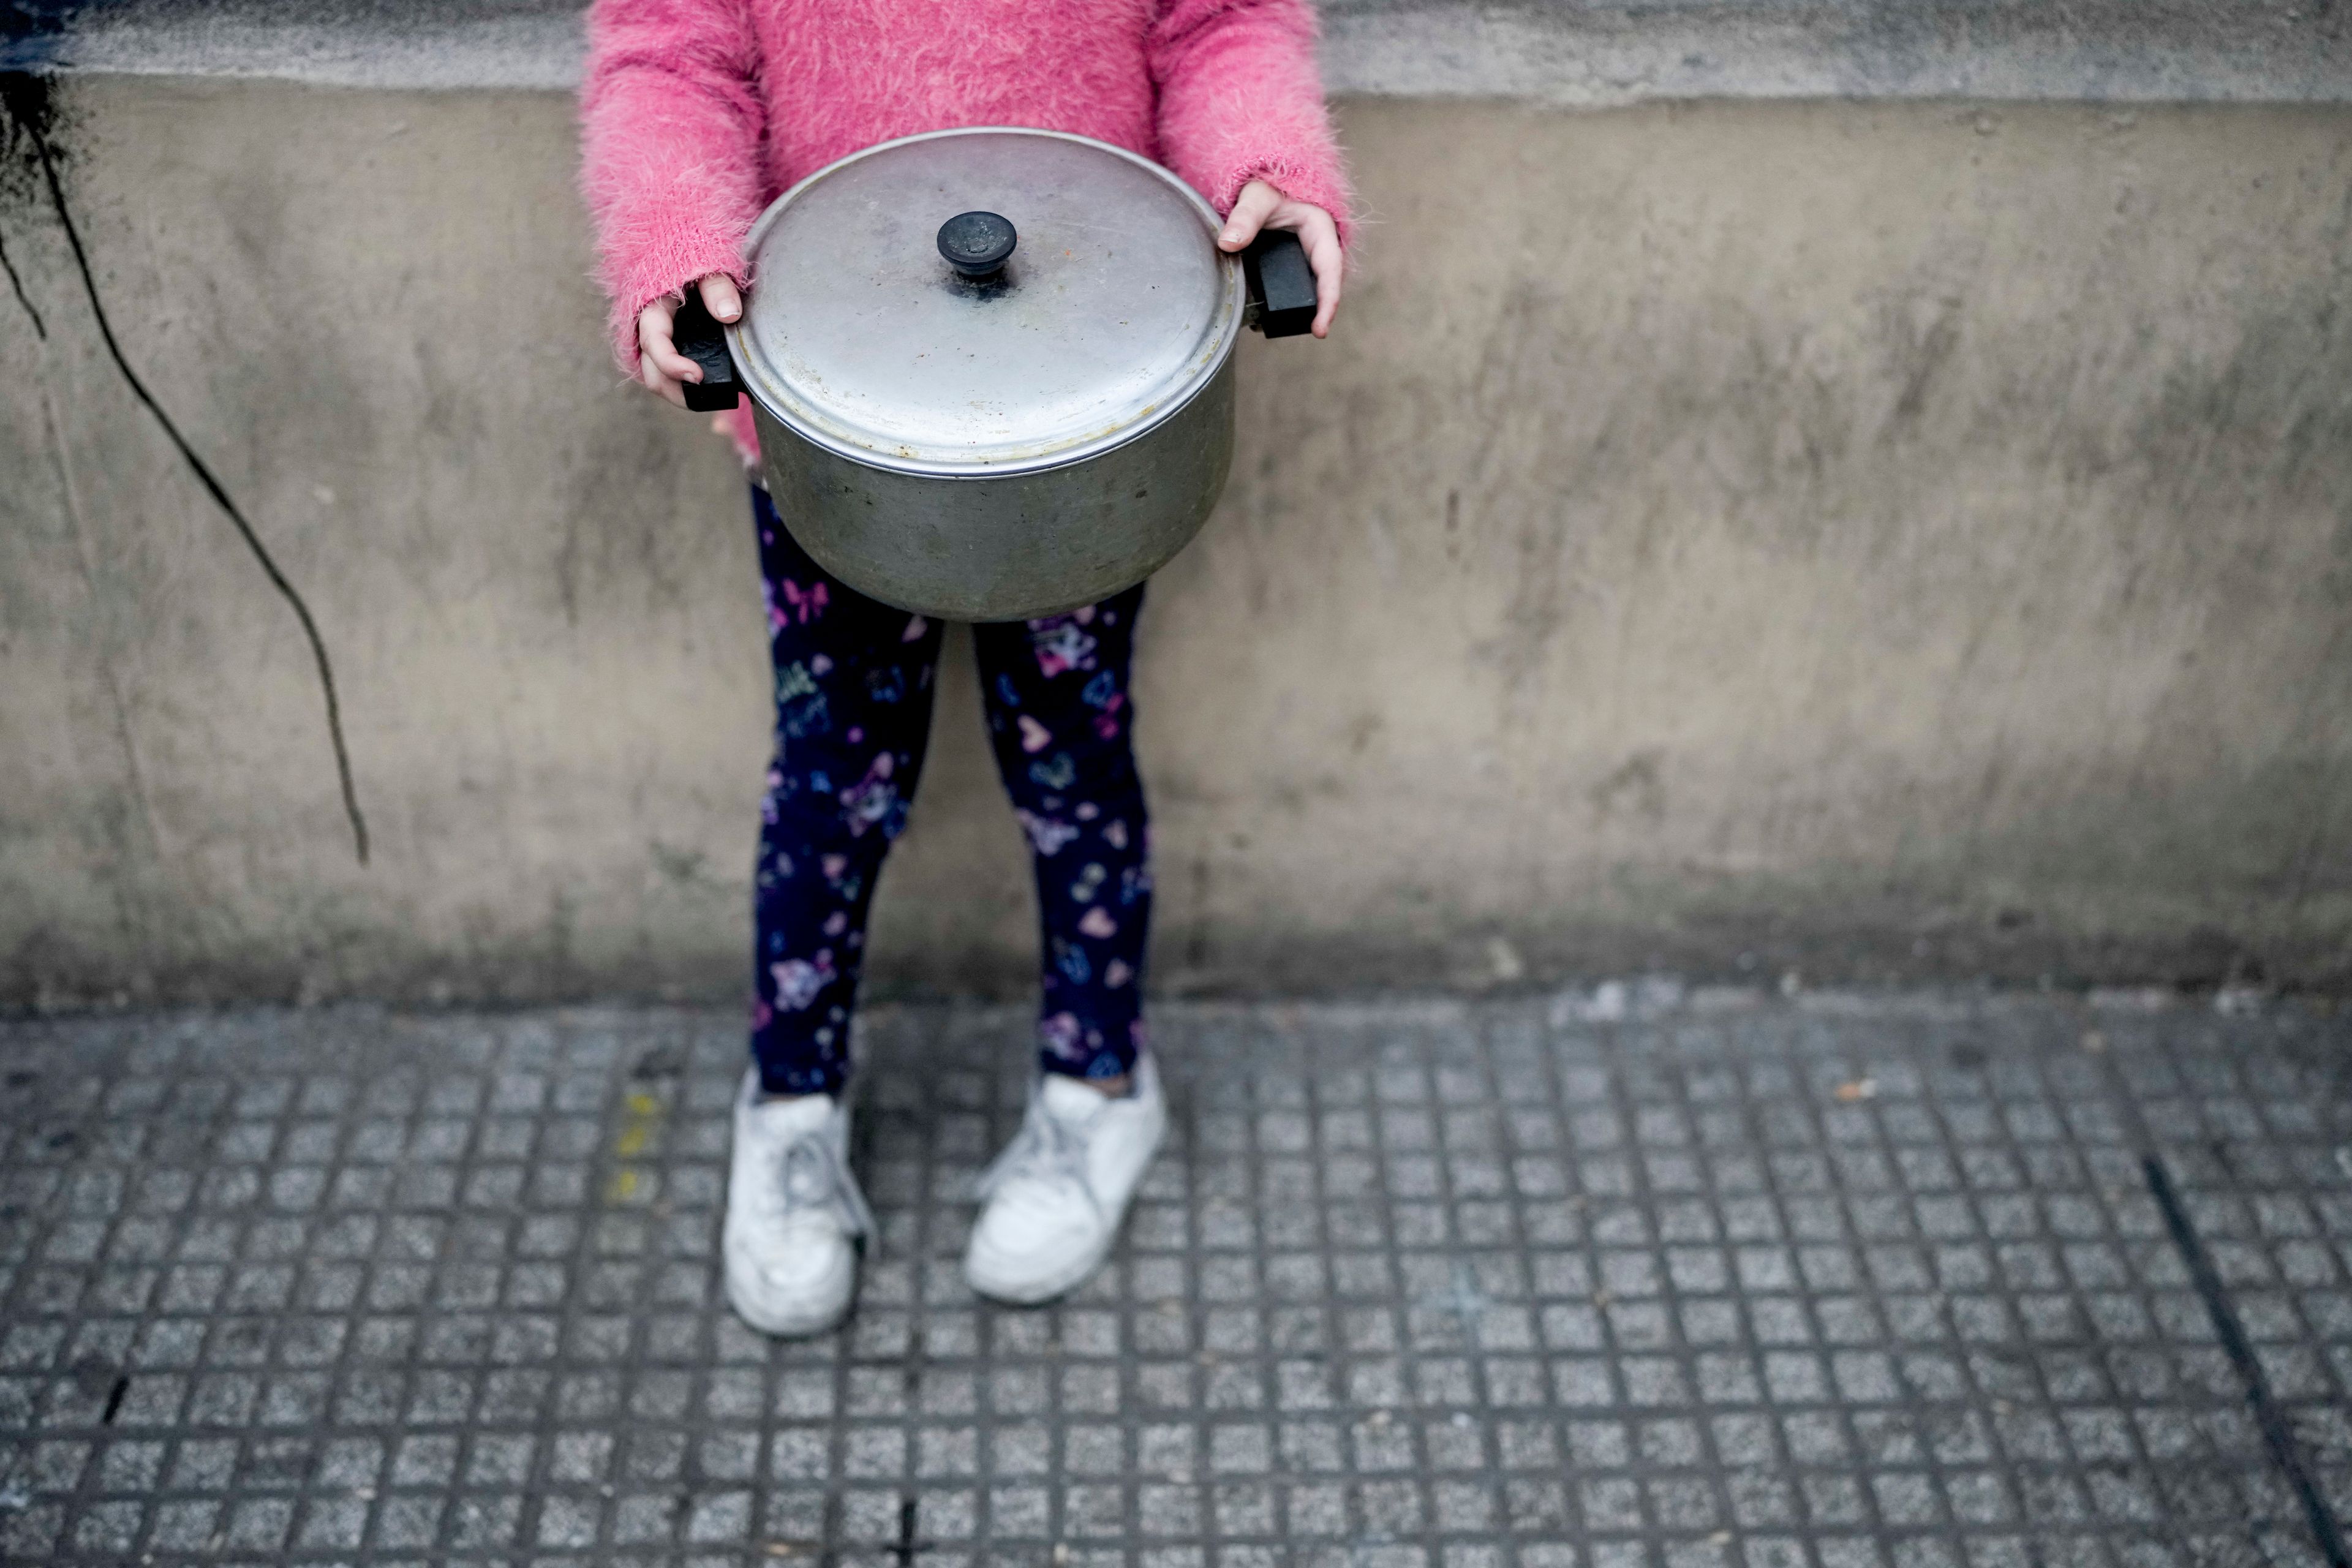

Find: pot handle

[671,287,742,412]
[1243,230,1318,339]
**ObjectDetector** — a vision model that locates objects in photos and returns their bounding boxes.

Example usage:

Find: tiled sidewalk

[0,992,2347,1567]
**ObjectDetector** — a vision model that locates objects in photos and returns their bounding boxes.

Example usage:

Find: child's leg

[971,587,1153,1084]
[749,487,946,1097]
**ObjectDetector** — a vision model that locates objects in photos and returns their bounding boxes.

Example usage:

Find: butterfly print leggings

[746,486,1153,1096]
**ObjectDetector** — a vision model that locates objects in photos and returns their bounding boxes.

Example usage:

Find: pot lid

[728,127,1245,477]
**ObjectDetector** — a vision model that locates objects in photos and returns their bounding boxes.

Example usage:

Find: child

[580,0,1350,1335]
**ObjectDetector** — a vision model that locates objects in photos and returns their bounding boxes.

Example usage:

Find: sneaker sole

[725,1246,861,1338]
[964,1226,1118,1306]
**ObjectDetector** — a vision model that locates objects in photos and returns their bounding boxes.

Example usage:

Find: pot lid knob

[937,210,1017,278]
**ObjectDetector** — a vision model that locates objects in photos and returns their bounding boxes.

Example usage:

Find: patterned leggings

[747,486,1153,1096]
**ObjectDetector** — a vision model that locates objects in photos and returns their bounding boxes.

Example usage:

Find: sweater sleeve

[579,0,767,375]
[1147,0,1352,245]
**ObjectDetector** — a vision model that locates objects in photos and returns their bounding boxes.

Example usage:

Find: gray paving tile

[0,994,2346,1564]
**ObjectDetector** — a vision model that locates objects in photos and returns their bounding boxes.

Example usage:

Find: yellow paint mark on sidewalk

[605,1089,666,1204]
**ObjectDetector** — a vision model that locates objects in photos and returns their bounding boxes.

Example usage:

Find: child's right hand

[636,274,744,409]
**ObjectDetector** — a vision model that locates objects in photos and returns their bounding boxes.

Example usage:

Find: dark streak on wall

[2,68,372,867]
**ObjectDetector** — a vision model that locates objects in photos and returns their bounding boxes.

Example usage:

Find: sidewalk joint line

[2142,1152,2351,1568]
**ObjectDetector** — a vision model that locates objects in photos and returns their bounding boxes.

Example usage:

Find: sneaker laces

[768,1114,874,1239]
[974,1084,1102,1222]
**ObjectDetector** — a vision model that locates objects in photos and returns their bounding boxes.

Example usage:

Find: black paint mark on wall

[0,221,39,333]
[0,53,50,208]
[0,60,42,333]
[2,71,371,865]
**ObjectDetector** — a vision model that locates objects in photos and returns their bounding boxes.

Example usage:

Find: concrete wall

[4,74,2351,1008]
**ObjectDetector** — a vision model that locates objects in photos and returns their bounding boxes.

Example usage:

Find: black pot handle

[671,285,742,412]
[1243,230,1318,339]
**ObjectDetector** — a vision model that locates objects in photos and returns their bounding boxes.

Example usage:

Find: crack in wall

[1,71,370,865]
[39,386,160,963]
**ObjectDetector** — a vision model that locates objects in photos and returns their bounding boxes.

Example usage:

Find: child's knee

[997,733,1143,818]
[762,744,917,849]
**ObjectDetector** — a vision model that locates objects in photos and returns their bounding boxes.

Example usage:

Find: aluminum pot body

[751,355,1235,623]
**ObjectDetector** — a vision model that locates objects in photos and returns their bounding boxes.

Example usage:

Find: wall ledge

[6,0,2350,104]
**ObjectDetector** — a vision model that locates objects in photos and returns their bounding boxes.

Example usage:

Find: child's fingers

[635,311,690,409]
[639,356,687,409]
[1216,180,1282,251]
[698,273,744,323]
[1297,211,1345,337]
[647,341,703,384]
[641,332,703,385]
[1215,183,1346,336]
[638,313,706,390]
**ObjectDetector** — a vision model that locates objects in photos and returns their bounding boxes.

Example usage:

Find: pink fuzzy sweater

[580,0,1352,410]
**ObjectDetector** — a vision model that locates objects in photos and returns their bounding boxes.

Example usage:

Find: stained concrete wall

[4,74,2351,1007]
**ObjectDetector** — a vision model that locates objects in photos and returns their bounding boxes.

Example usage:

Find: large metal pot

[670,126,1317,622]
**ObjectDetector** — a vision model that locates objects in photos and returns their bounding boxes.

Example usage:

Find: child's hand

[1216,179,1343,338]
[636,274,744,408]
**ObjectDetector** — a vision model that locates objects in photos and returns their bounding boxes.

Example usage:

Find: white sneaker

[723,1071,873,1336]
[965,1055,1166,1305]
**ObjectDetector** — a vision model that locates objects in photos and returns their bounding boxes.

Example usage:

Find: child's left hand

[1216,179,1344,338]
